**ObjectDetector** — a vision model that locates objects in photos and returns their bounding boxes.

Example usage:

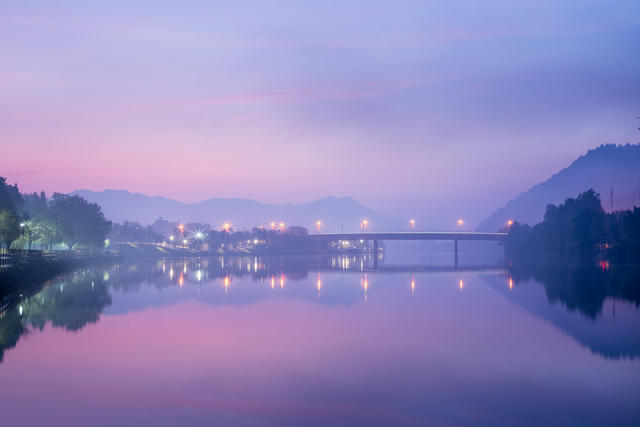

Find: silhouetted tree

[0,177,23,214]
[49,194,112,249]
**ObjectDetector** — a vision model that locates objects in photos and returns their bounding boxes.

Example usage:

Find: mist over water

[1,251,638,426]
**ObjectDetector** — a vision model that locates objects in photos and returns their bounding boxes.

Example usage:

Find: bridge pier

[373,240,379,269]
[454,239,458,269]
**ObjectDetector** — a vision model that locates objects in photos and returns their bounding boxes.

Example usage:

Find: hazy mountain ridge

[478,144,640,231]
[70,190,389,232]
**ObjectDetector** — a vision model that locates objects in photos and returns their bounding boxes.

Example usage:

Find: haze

[1,0,639,227]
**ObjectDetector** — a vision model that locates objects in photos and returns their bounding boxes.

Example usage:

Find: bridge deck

[303,232,506,241]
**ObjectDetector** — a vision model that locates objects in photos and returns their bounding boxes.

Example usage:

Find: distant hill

[70,189,390,232]
[478,144,640,231]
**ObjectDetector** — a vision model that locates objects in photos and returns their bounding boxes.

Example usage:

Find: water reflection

[485,263,640,359]
[0,255,639,425]
[2,256,639,364]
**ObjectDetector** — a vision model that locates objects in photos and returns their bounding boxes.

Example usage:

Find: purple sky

[1,1,639,226]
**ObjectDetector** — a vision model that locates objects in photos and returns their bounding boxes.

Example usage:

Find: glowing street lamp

[194,231,204,240]
[457,219,464,229]
[178,224,185,234]
[410,219,415,231]
[169,235,175,242]
[507,219,514,229]
[316,220,322,232]
[361,219,368,232]
[223,223,231,232]
[279,222,285,231]
[183,239,188,246]
[270,222,276,230]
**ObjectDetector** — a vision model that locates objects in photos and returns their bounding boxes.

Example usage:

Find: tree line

[0,177,112,251]
[505,189,640,262]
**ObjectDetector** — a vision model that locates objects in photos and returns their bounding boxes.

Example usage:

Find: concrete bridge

[303,231,507,268]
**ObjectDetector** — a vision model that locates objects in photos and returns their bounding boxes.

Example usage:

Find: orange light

[509,277,514,290]
[410,219,415,230]
[280,274,285,288]
[223,223,231,232]
[270,275,275,289]
[178,224,185,234]
[459,279,464,290]
[270,222,276,230]
[316,274,322,293]
[279,222,285,231]
[457,219,464,227]
[179,272,184,288]
[411,273,415,293]
[316,220,322,231]
[507,219,514,228]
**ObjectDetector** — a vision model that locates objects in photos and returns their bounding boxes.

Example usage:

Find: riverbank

[0,254,121,303]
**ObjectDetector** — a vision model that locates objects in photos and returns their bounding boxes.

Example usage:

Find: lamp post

[410,219,415,231]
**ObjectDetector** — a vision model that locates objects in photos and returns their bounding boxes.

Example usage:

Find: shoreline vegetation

[505,189,640,264]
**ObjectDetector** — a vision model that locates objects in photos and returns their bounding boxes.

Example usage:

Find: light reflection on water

[0,254,639,426]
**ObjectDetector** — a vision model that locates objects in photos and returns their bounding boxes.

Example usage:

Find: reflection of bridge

[304,232,507,268]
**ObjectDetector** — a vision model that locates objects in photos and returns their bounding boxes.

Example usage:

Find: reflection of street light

[410,219,415,231]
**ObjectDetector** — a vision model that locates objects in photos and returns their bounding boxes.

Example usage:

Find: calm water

[1,254,639,426]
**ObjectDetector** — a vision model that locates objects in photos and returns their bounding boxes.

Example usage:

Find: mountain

[478,144,640,231]
[70,189,390,232]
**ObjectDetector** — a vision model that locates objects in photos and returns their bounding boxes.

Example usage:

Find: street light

[182,239,188,246]
[410,219,415,231]
[178,224,185,234]
[280,222,285,231]
[316,220,322,232]
[270,222,276,230]
[361,219,368,232]
[169,235,175,241]
[223,223,231,232]
[457,219,464,229]
[507,219,514,229]
[194,231,204,240]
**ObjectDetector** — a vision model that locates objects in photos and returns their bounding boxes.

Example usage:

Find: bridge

[303,231,507,268]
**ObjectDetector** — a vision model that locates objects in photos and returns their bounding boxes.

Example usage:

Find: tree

[0,210,21,250]
[0,177,23,214]
[49,194,112,250]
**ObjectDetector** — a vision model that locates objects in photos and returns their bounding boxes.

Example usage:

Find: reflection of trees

[0,254,379,362]
[510,263,640,319]
[0,270,111,361]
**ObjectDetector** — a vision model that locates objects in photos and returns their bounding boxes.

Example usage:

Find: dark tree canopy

[49,194,112,249]
[506,189,639,262]
[0,177,23,214]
